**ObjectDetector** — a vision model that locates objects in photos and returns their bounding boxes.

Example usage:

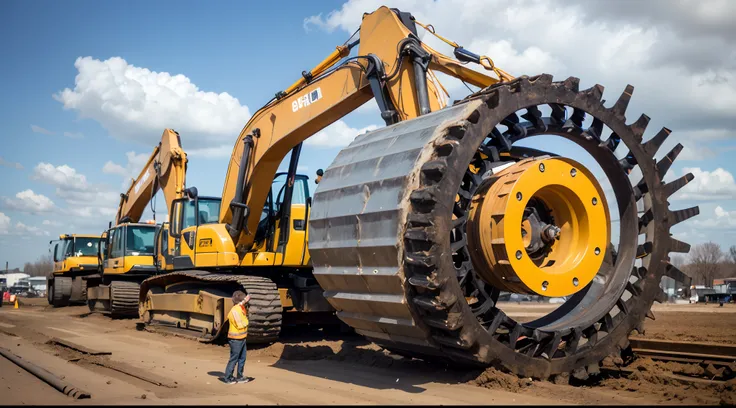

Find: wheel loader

[138,6,700,379]
[47,234,101,307]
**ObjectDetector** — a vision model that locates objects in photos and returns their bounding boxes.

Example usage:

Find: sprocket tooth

[670,206,699,226]
[562,76,580,92]
[582,118,603,141]
[520,106,546,131]
[669,237,691,254]
[643,127,671,158]
[611,84,634,118]
[600,133,621,152]
[646,309,656,320]
[550,104,566,125]
[636,242,653,259]
[663,173,694,198]
[657,143,684,180]
[628,113,650,142]
[664,264,691,286]
[582,84,604,101]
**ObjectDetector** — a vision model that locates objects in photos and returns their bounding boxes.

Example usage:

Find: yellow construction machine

[138,6,699,380]
[47,234,102,307]
[85,129,188,316]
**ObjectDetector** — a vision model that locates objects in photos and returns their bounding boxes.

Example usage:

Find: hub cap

[466,156,610,297]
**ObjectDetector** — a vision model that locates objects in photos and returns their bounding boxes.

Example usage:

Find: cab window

[110,228,124,259]
[126,226,155,256]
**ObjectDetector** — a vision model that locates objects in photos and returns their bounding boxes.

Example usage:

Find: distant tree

[670,254,686,268]
[729,245,736,264]
[22,254,53,277]
[688,242,723,286]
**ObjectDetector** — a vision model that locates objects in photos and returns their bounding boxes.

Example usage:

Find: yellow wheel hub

[466,156,611,298]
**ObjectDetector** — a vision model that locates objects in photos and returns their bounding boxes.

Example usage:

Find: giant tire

[309,74,697,379]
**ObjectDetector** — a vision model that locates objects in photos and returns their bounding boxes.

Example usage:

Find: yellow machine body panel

[100,223,158,275]
[50,234,102,275]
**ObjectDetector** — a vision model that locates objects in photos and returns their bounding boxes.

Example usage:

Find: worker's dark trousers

[225,338,247,379]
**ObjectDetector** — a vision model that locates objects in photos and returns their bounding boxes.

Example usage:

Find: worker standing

[222,291,252,384]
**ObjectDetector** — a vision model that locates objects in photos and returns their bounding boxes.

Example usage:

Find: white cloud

[0,157,23,170]
[304,0,736,151]
[54,56,251,153]
[15,222,49,237]
[671,167,736,200]
[102,151,149,179]
[0,212,49,237]
[42,219,61,227]
[0,212,10,234]
[305,120,379,148]
[691,206,736,230]
[186,145,233,159]
[1,190,56,214]
[31,162,89,191]
[30,125,55,135]
[63,131,84,139]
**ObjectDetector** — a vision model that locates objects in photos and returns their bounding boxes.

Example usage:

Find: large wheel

[309,74,698,379]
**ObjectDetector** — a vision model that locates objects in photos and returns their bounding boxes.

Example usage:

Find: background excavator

[47,233,102,307]
[85,129,188,317]
[138,6,700,380]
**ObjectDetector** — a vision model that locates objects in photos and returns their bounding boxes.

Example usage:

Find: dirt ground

[0,299,734,405]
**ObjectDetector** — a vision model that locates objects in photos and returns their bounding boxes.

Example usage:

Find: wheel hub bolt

[542,281,549,291]
[542,225,561,242]
[573,277,579,287]
[516,250,523,260]
[539,163,545,172]
[570,168,577,177]
[595,247,601,255]
[516,192,523,201]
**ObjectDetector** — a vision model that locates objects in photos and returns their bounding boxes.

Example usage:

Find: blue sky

[1,0,735,269]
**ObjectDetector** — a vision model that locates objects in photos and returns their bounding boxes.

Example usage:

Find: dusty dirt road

[0,299,734,405]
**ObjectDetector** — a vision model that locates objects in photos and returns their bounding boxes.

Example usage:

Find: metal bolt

[373,269,378,274]
[595,247,601,255]
[516,250,522,260]
[592,197,598,205]
[542,281,549,291]
[539,163,545,172]
[570,168,577,177]
[573,277,579,287]
[516,192,523,201]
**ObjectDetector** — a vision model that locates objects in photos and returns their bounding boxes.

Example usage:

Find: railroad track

[597,337,736,386]
[630,338,736,369]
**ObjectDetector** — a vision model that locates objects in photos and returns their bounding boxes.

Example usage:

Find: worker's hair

[232,290,246,305]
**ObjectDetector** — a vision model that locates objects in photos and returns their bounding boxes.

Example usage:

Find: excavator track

[109,281,141,317]
[309,74,697,379]
[139,272,282,344]
[51,276,72,307]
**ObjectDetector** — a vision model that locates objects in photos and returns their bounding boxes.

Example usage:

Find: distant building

[28,277,47,291]
[1,272,30,288]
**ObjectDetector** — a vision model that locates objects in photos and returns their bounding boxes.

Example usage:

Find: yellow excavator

[138,6,699,380]
[85,129,188,316]
[47,234,102,307]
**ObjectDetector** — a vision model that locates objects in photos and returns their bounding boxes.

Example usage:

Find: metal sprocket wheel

[400,74,699,379]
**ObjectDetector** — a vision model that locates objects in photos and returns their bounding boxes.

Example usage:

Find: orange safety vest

[227,304,249,340]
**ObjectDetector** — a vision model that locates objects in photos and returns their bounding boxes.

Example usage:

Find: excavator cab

[100,222,159,276]
[165,192,222,269]
[47,234,101,307]
[253,172,312,266]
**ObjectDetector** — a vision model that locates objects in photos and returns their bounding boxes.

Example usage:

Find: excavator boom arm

[219,6,507,251]
[114,129,188,225]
